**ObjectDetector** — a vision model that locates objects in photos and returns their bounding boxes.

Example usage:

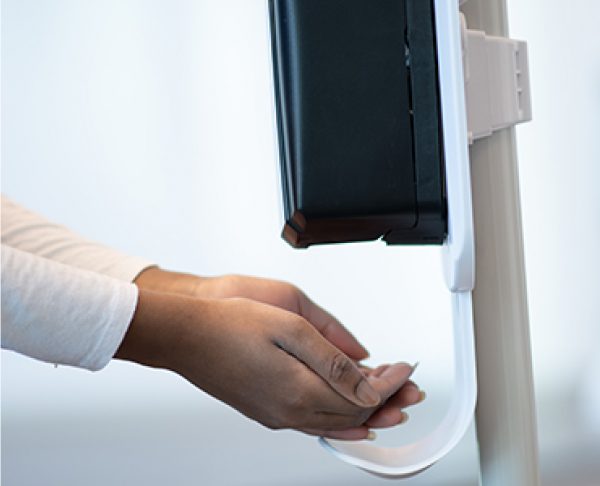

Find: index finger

[297,292,369,361]
[277,319,380,408]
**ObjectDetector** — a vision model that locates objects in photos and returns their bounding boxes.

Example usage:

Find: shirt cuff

[1,246,140,371]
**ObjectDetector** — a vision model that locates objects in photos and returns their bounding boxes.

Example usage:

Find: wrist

[114,288,206,372]
[134,267,206,298]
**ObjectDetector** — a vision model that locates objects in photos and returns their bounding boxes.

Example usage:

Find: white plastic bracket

[462,14,532,143]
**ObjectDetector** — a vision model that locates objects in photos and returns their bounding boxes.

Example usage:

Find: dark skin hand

[116,268,425,440]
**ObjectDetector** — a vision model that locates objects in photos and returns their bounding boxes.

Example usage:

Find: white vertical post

[460,2,541,485]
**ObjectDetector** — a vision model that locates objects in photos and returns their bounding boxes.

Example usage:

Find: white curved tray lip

[320,0,477,478]
[320,292,476,478]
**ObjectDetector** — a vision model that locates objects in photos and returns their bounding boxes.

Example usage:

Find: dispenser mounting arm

[462,14,532,143]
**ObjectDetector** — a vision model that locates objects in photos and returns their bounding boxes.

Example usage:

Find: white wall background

[1,1,599,485]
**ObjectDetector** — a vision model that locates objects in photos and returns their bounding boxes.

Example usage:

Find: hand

[115,290,417,439]
[134,268,426,438]
[135,270,369,360]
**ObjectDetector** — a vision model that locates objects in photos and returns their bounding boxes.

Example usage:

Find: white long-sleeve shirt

[1,196,154,370]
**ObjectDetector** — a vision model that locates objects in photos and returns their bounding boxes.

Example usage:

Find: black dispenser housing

[269,0,447,248]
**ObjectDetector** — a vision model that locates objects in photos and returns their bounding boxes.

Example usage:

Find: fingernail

[356,380,381,407]
[366,430,377,441]
[404,362,419,380]
[399,412,409,424]
[417,391,427,403]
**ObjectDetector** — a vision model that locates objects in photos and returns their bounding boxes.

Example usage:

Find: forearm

[1,195,154,282]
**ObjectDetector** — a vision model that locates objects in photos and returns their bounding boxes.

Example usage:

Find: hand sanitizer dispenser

[268,0,531,478]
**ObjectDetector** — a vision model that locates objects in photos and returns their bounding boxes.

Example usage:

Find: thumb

[278,319,381,408]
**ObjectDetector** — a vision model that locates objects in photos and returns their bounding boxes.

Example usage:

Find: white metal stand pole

[460,1,541,485]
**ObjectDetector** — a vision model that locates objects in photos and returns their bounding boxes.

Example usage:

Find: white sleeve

[1,195,155,282]
[1,245,138,371]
